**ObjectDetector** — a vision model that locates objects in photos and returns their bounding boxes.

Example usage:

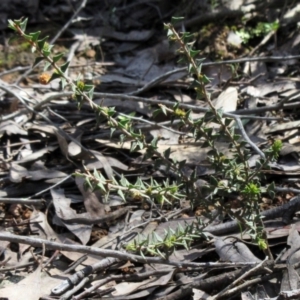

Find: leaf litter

[2,1,300,299]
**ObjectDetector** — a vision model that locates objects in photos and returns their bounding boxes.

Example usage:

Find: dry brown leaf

[214,87,238,112]
[0,120,27,136]
[0,265,67,300]
[75,176,108,218]
[51,188,92,245]
[30,210,60,241]
[13,146,58,164]
[112,270,175,296]
[9,162,67,182]
[68,129,83,157]
[265,120,300,133]
[215,237,261,263]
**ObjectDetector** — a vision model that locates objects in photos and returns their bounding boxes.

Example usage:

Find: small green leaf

[163,23,169,30]
[140,250,146,259]
[203,111,214,122]
[43,61,51,71]
[233,134,241,141]
[82,84,93,92]
[150,137,159,149]
[53,52,64,63]
[37,36,49,50]
[182,239,189,250]
[137,140,144,150]
[49,72,61,82]
[163,147,171,159]
[42,47,52,56]
[130,141,137,152]
[160,106,167,116]
[267,182,276,199]
[166,28,173,38]
[117,189,126,201]
[60,61,70,73]
[120,175,130,187]
[119,134,125,144]
[61,78,67,90]
[8,20,17,31]
[201,140,212,148]
[110,127,116,138]
[224,118,232,126]
[188,63,195,73]
[11,17,24,26]
[32,57,44,68]
[93,168,100,179]
[88,86,94,99]
[204,127,213,136]
[154,232,163,243]
[256,160,262,169]
[23,34,32,40]
[29,31,41,42]
[171,16,184,25]
[201,74,211,84]
[210,176,219,186]
[216,108,223,119]
[85,178,93,190]
[19,18,28,32]
[157,248,166,259]
[96,181,106,193]
[153,108,163,118]
[189,49,200,58]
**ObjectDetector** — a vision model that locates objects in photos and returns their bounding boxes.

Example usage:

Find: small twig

[1,86,298,123]
[0,197,45,204]
[156,284,193,300]
[52,257,119,295]
[217,276,264,299]
[0,256,11,267]
[0,261,38,272]
[46,106,68,122]
[248,28,277,56]
[0,139,41,149]
[73,269,173,300]
[51,1,87,45]
[95,92,300,118]
[43,250,61,269]
[132,114,282,137]
[0,66,30,77]
[231,100,300,115]
[63,255,88,274]
[275,186,300,194]
[130,67,188,95]
[60,276,90,300]
[227,114,265,159]
[0,233,263,269]
[118,112,188,135]
[3,219,43,229]
[131,55,300,95]
[27,174,73,199]
[64,40,81,77]
[209,257,269,300]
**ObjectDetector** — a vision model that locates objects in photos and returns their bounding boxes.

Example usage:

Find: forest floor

[1,1,300,299]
